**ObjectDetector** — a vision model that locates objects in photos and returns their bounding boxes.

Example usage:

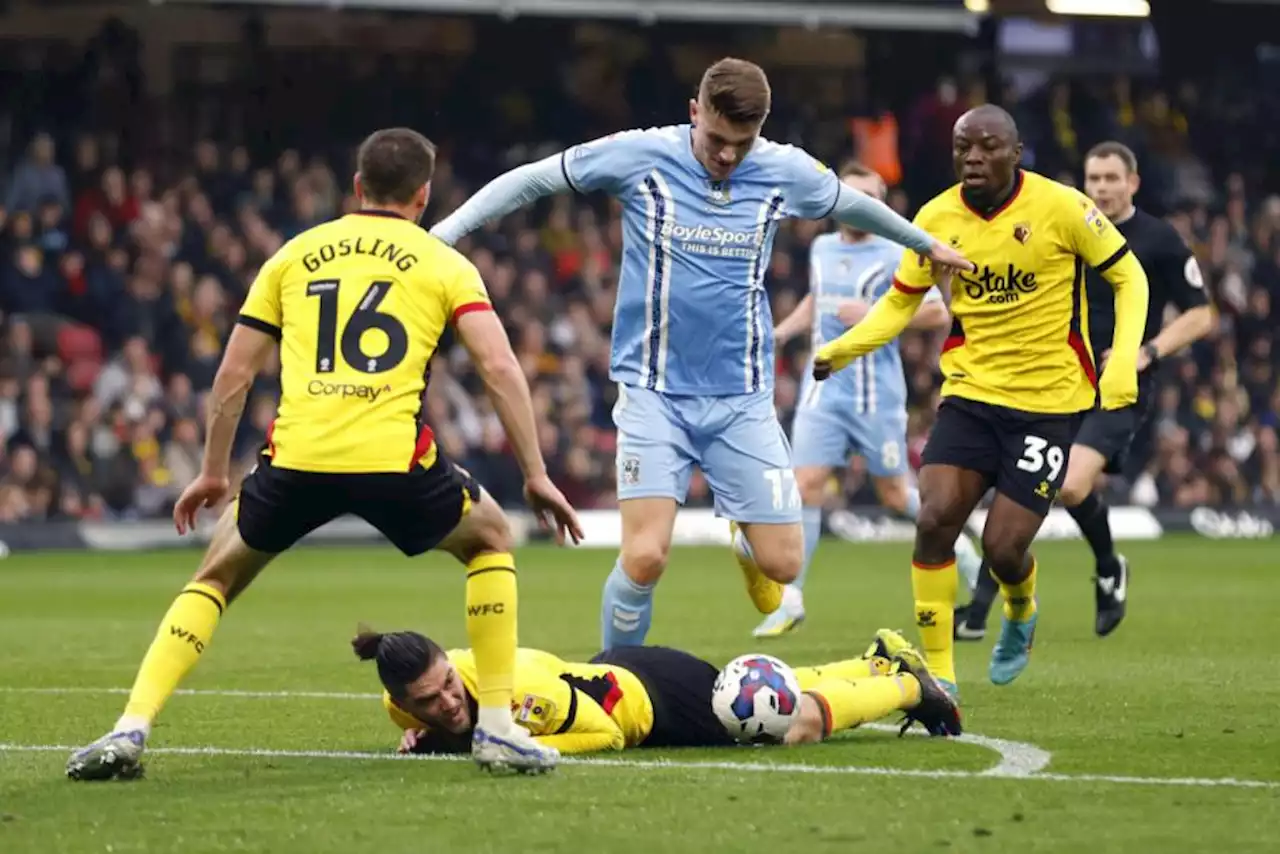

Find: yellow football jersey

[894,170,1130,415]
[383,648,656,755]
[238,211,491,473]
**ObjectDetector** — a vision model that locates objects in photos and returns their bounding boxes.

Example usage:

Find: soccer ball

[712,653,802,744]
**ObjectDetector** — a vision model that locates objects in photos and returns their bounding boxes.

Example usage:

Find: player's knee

[620,538,669,586]
[981,536,1027,583]
[1057,478,1089,507]
[450,495,514,561]
[794,467,829,507]
[915,499,959,545]
[746,528,803,584]
[191,509,269,605]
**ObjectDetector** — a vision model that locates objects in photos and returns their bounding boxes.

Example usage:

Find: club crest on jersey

[949,235,961,247]
[1013,222,1032,244]
[707,181,732,206]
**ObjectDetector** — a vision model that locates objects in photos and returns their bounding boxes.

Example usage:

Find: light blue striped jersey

[561,125,840,396]
[807,232,941,415]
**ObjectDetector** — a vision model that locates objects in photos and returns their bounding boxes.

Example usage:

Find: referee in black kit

[957,141,1215,641]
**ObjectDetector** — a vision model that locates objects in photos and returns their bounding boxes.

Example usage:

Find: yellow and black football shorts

[922,396,1084,517]
[236,454,481,556]
[590,646,736,748]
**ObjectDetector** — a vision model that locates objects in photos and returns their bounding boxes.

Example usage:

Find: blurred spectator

[6,133,71,214]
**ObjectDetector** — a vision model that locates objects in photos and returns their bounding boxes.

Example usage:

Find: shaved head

[952,103,1023,211]
[956,105,1019,143]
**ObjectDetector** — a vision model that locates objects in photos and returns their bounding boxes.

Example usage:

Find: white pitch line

[2,686,377,700]
[0,685,1053,777]
[3,743,1277,789]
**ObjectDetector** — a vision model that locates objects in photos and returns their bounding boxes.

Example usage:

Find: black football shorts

[922,397,1084,516]
[589,646,736,749]
[1073,375,1157,475]
[236,453,480,556]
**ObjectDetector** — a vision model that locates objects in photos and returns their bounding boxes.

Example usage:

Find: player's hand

[398,729,427,754]
[812,340,856,382]
[524,474,584,546]
[813,356,834,382]
[173,472,231,535]
[928,261,957,291]
[925,241,975,273]
[836,299,870,327]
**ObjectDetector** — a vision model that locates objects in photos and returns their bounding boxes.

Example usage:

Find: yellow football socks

[465,553,518,716]
[807,674,922,737]
[794,655,893,691]
[1000,558,1039,622]
[121,582,226,726]
[912,560,958,685]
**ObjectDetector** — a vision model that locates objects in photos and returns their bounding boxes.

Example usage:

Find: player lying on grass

[354,627,961,756]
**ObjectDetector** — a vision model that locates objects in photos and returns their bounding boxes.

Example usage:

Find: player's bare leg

[600,497,677,647]
[753,465,827,637]
[736,520,800,617]
[67,504,275,781]
[982,493,1045,685]
[1059,444,1128,637]
[912,464,991,694]
[438,488,557,774]
[874,474,983,595]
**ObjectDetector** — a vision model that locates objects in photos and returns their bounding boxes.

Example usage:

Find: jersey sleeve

[1064,190,1129,270]
[441,254,494,324]
[383,691,423,732]
[1162,230,1210,311]
[869,247,939,303]
[890,207,942,295]
[237,247,287,338]
[778,146,841,220]
[512,665,625,754]
[561,129,650,195]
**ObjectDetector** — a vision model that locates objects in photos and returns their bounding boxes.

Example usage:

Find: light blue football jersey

[561,125,840,397]
[803,232,941,416]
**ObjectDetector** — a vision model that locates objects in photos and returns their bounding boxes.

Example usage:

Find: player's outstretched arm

[455,310,583,544]
[812,284,926,380]
[828,182,973,272]
[430,154,569,246]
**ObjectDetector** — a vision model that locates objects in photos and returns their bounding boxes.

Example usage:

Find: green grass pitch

[1,537,1278,852]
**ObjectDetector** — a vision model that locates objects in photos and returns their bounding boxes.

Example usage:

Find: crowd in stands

[0,19,1277,523]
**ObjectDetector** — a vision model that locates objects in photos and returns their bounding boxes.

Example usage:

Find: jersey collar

[351,209,408,220]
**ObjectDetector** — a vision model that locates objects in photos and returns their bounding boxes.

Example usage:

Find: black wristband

[1141,343,1160,370]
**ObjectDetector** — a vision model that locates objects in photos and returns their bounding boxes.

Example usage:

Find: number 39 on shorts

[1016,435,1065,482]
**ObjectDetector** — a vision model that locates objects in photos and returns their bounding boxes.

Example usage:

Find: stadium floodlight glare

[964,0,990,12]
[1044,0,1151,16]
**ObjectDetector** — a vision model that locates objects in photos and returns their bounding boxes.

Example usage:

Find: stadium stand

[0,14,1276,526]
